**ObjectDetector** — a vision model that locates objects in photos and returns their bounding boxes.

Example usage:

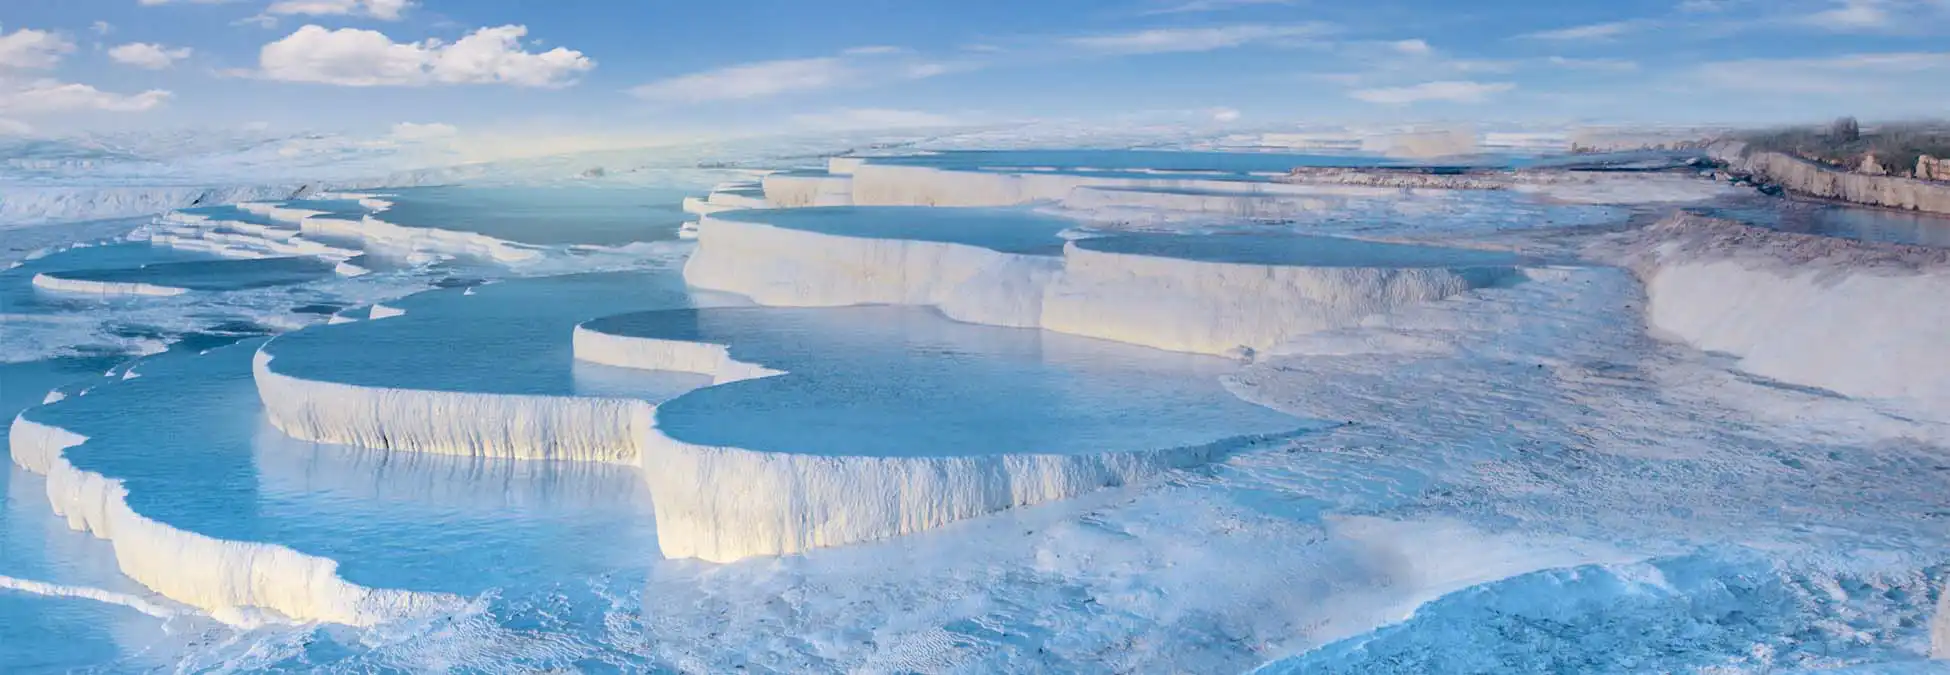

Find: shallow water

[593,305,1307,457]
[1074,232,1535,267]
[717,206,1074,254]
[42,256,337,292]
[377,185,692,246]
[1703,199,1950,248]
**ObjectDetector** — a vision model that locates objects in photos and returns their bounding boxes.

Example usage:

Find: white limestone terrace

[683,206,1075,328]
[683,206,1534,357]
[252,271,726,462]
[1596,213,1950,420]
[30,256,341,298]
[1049,234,1532,357]
[573,305,1312,562]
[12,339,668,630]
[9,343,460,627]
[762,170,856,207]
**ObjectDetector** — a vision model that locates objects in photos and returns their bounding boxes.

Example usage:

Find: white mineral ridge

[704,190,768,210]
[252,349,647,463]
[845,163,1348,208]
[571,319,1286,562]
[1061,185,1342,219]
[570,325,783,384]
[637,422,1264,563]
[762,173,855,207]
[827,157,867,176]
[1607,214,1950,419]
[7,414,457,626]
[237,202,326,224]
[683,214,1515,356]
[1512,174,1737,205]
[298,215,541,263]
[1043,242,1512,357]
[1936,577,1950,659]
[0,184,298,227]
[681,196,744,217]
[30,272,188,297]
[150,224,359,262]
[683,216,1060,328]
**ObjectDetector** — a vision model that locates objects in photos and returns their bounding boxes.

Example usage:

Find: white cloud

[1519,21,1645,41]
[1067,23,1329,54]
[91,21,113,36]
[789,108,963,130]
[390,121,458,140]
[137,0,242,4]
[257,25,593,87]
[1140,0,1301,15]
[0,79,171,114]
[0,26,76,70]
[0,117,31,135]
[1546,56,1640,71]
[1350,80,1514,104]
[1391,39,1433,56]
[109,42,193,69]
[1801,0,1894,29]
[633,57,849,102]
[1209,106,1242,122]
[630,47,958,103]
[265,0,411,21]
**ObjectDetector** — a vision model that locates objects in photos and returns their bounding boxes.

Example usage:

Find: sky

[0,0,1947,146]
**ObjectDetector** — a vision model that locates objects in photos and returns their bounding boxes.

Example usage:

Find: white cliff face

[761,173,855,207]
[637,424,1272,562]
[1043,242,1514,357]
[1732,151,1950,214]
[568,314,1299,563]
[297,215,542,263]
[681,215,1061,328]
[681,213,1522,357]
[1934,579,1949,659]
[8,414,458,627]
[1604,214,1950,419]
[253,349,649,463]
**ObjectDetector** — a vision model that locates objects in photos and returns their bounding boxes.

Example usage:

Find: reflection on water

[1702,198,1950,248]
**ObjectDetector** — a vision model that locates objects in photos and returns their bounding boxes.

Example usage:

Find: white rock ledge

[253,348,648,463]
[7,414,457,626]
[762,172,855,207]
[683,213,1525,356]
[639,423,1292,563]
[31,273,189,297]
[1604,214,1950,418]
[570,319,1301,562]
[682,214,1061,329]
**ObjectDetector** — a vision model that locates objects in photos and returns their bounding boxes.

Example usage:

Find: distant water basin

[42,256,337,292]
[717,206,1075,254]
[263,271,723,397]
[591,305,1306,458]
[377,185,692,246]
[1074,233,1533,267]
[1702,200,1950,248]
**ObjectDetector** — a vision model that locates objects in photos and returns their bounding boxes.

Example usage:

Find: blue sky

[1,0,1947,142]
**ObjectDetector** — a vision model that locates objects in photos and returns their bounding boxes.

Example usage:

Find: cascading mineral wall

[1604,214,1950,417]
[253,349,649,463]
[8,414,458,627]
